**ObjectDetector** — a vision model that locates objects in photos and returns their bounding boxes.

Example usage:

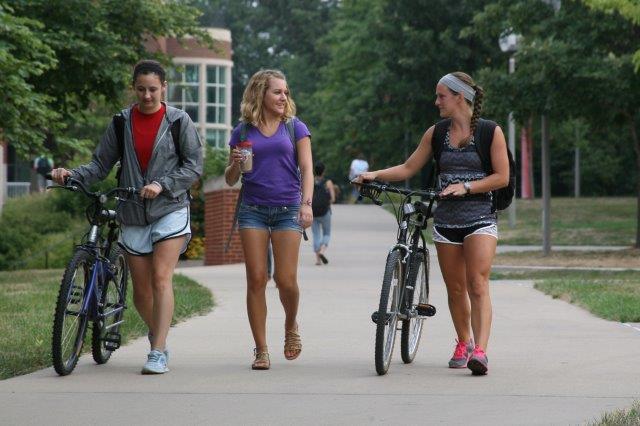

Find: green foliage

[583,0,640,71]
[0,2,60,155]
[307,0,500,182]
[203,145,229,179]
[3,0,208,160]
[193,0,337,121]
[0,193,73,270]
[0,172,121,270]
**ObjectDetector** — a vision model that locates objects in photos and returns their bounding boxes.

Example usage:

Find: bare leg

[147,236,185,351]
[462,235,496,351]
[127,254,154,330]
[435,242,472,343]
[240,229,270,351]
[271,230,302,332]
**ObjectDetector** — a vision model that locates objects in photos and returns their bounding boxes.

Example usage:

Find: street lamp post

[499,33,520,228]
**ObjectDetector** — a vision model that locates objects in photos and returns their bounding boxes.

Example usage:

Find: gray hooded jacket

[71,104,203,226]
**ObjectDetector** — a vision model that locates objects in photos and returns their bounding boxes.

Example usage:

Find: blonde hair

[240,69,296,126]
[447,71,484,147]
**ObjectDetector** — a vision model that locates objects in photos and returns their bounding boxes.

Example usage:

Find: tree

[307,0,500,184]
[0,2,59,155]
[468,0,640,246]
[583,0,640,70]
[193,0,338,122]
[3,0,208,160]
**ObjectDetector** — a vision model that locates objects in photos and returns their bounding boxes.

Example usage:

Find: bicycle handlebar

[352,180,439,204]
[46,174,139,200]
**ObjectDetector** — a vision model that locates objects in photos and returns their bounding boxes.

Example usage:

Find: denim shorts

[238,203,302,233]
[119,207,191,256]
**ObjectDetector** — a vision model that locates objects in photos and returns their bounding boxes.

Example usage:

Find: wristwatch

[463,182,472,195]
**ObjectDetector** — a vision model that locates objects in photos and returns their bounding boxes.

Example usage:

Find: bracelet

[301,199,312,207]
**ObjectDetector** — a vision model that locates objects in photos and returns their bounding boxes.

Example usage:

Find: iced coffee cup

[238,141,253,173]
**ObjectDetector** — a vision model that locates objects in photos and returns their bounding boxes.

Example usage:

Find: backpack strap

[226,122,248,252]
[473,118,498,175]
[429,119,450,185]
[170,118,182,165]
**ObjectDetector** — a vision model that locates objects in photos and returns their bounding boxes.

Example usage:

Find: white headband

[439,74,475,102]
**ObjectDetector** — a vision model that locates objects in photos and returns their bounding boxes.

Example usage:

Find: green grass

[379,196,636,246]
[0,269,213,380]
[492,269,640,322]
[498,197,636,245]
[588,401,640,426]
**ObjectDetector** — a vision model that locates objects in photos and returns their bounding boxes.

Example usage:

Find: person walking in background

[311,161,335,265]
[33,155,53,192]
[355,71,509,375]
[349,153,369,203]
[224,69,313,370]
[51,60,203,375]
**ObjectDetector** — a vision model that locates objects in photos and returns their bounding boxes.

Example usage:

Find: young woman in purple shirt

[224,70,313,370]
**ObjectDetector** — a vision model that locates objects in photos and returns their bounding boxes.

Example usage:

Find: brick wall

[204,177,244,265]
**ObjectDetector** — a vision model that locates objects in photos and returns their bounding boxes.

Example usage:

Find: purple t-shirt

[229,118,311,206]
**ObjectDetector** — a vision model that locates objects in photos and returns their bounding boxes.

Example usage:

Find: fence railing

[6,182,31,198]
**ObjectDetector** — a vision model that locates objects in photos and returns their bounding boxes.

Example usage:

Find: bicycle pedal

[371,311,392,325]
[102,332,121,350]
[416,303,436,317]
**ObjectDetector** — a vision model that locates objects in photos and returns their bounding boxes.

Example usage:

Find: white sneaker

[141,349,169,374]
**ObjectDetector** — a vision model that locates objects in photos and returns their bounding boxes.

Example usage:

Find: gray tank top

[433,131,497,228]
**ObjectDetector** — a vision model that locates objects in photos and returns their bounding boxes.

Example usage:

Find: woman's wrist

[301,199,312,207]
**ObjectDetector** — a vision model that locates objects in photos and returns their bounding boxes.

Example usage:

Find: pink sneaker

[448,339,473,368]
[467,345,488,375]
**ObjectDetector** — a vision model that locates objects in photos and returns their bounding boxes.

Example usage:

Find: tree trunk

[630,114,640,248]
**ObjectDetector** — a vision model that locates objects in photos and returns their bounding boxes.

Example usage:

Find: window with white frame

[168,63,230,149]
[168,65,200,123]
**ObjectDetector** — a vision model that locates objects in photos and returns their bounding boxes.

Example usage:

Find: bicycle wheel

[401,248,429,363]
[374,249,403,375]
[92,246,129,364]
[52,249,92,376]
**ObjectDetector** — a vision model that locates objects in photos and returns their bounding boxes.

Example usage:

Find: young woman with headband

[356,71,509,375]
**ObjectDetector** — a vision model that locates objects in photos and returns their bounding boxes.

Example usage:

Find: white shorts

[119,207,191,256]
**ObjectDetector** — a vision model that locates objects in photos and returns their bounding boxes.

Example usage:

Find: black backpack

[36,157,52,176]
[432,118,515,212]
[112,112,182,183]
[312,178,331,217]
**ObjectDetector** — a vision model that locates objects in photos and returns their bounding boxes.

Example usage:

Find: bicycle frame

[55,178,134,328]
[391,199,434,321]
[360,181,438,321]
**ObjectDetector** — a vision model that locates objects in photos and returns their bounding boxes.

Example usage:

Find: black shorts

[433,223,498,245]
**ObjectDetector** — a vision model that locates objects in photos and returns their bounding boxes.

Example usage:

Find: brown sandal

[252,348,270,370]
[284,328,302,360]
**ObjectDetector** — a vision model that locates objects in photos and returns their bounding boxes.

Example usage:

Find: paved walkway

[1,204,639,425]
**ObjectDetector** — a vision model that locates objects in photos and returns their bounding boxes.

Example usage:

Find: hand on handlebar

[49,168,71,185]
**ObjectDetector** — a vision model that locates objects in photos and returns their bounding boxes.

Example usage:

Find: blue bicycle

[49,176,137,375]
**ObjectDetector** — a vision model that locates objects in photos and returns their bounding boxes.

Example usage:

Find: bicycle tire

[52,249,92,376]
[92,246,128,364]
[401,248,429,363]
[374,249,403,375]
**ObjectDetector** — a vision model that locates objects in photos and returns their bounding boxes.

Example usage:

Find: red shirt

[132,104,166,174]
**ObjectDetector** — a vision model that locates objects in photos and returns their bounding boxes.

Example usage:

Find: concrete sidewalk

[1,204,639,425]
